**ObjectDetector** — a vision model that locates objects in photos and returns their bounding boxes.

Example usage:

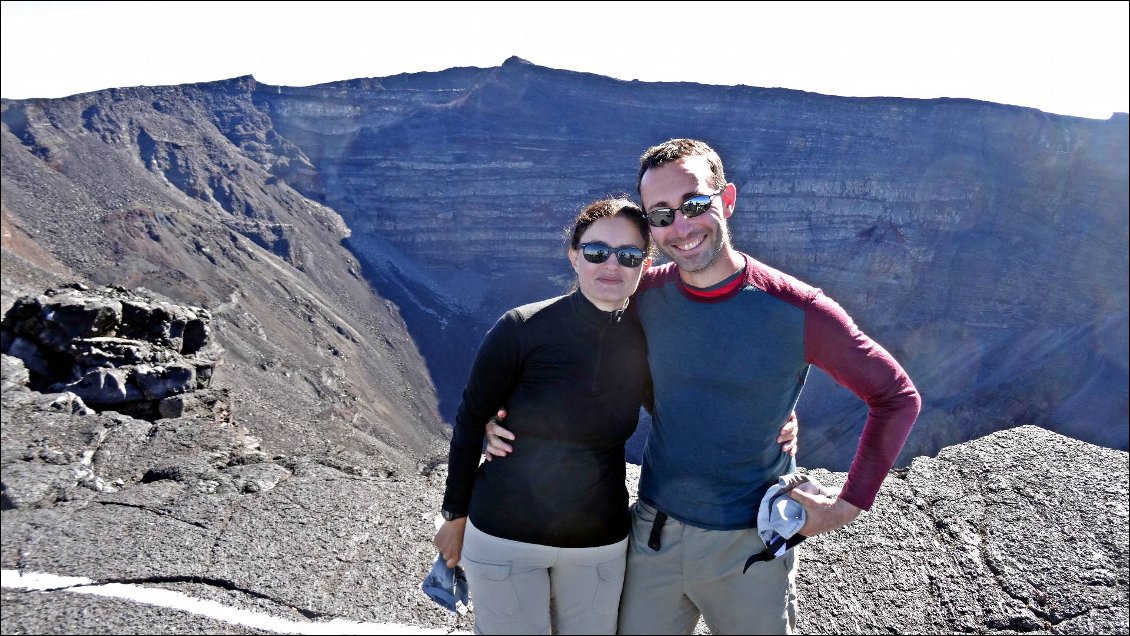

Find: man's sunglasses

[643,189,724,228]
[579,242,646,268]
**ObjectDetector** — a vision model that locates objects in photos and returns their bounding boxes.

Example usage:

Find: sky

[1,1,1127,120]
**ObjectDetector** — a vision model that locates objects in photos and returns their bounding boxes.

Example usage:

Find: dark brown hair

[636,138,727,196]
[567,196,652,254]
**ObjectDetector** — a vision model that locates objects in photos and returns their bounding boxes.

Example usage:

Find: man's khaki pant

[617,501,798,635]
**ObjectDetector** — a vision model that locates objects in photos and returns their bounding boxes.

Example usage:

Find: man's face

[639,155,732,275]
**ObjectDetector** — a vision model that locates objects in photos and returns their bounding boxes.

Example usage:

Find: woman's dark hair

[566,196,652,254]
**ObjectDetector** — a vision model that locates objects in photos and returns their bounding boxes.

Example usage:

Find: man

[488,139,920,634]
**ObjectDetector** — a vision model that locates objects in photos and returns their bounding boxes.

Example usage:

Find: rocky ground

[1,351,470,633]
[0,257,1125,636]
[3,338,1127,634]
[0,286,1127,634]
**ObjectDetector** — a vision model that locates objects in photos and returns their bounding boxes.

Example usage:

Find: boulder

[1,286,221,419]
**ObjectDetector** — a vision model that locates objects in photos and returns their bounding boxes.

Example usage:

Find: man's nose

[671,209,696,233]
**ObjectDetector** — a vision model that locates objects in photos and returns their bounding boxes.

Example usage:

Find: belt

[648,511,667,551]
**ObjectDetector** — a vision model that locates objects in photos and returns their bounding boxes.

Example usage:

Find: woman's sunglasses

[643,189,724,228]
[579,242,646,268]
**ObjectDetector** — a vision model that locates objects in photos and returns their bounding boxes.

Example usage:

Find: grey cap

[757,473,824,545]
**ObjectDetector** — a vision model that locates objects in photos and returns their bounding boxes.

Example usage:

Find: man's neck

[678,248,745,289]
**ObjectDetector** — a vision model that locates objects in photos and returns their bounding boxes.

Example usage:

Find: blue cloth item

[421,552,471,614]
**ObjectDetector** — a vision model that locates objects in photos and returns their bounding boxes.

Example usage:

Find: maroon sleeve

[804,292,921,510]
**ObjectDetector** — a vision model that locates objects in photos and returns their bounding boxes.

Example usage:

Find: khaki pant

[617,501,798,635]
[462,520,628,635]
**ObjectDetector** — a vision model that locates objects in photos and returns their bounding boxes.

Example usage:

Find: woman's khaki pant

[461,520,628,635]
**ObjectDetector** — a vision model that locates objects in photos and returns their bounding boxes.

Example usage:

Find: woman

[433,198,794,634]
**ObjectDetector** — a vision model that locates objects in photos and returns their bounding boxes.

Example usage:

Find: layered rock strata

[1,58,1126,469]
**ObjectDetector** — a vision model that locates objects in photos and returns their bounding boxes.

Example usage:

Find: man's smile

[671,235,705,252]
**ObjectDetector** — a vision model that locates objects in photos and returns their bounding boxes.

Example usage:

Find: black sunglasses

[579,242,646,268]
[643,189,724,228]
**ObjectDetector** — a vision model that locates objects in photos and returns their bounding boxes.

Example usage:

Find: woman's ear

[568,247,579,272]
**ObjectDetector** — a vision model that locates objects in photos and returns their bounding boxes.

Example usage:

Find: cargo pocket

[592,556,626,617]
[463,559,519,617]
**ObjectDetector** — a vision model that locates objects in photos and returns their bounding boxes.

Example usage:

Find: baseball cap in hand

[421,552,471,614]
[743,473,825,573]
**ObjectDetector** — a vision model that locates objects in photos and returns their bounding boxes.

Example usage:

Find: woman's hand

[434,518,468,568]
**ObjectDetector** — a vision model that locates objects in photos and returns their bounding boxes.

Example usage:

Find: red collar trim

[678,259,749,303]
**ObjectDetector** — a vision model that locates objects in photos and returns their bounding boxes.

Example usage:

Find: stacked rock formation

[1,284,223,421]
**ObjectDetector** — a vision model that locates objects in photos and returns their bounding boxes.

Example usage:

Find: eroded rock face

[1,285,222,420]
[1,77,450,464]
[254,60,1129,466]
[2,61,1125,470]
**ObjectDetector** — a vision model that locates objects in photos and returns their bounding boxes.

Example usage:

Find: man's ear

[722,183,737,218]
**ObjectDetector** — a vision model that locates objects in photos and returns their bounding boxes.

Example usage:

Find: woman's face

[568,215,649,312]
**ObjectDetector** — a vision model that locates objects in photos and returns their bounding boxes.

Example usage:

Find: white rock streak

[2,569,467,635]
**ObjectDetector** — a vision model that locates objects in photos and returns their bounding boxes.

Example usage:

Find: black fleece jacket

[442,291,650,547]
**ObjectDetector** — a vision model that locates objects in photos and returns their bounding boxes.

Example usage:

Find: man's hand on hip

[777,411,799,457]
[791,484,862,537]
[483,409,514,462]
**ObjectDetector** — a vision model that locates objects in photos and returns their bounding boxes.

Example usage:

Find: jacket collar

[572,290,627,328]
[678,255,749,303]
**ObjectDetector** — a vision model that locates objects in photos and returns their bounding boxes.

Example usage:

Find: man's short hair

[637,139,727,196]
